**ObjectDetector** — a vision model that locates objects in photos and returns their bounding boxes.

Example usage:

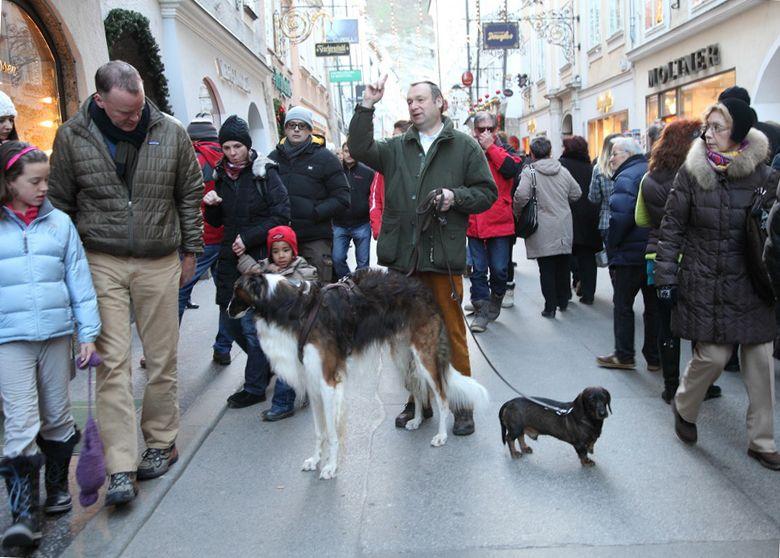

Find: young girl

[0,142,101,547]
[237,225,318,281]
[0,91,19,144]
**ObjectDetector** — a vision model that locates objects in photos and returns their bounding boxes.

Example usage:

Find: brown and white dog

[228,267,489,479]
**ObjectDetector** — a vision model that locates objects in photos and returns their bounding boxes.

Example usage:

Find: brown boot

[747,449,780,471]
[672,401,697,444]
[452,409,475,436]
[394,400,433,428]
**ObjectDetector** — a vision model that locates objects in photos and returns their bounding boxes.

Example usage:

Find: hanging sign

[316,42,350,57]
[482,22,520,50]
[329,69,362,83]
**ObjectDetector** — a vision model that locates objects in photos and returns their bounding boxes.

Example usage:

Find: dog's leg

[411,347,448,447]
[576,446,595,467]
[507,437,521,459]
[302,393,323,472]
[587,442,595,454]
[319,379,340,480]
[519,434,533,454]
[405,392,424,431]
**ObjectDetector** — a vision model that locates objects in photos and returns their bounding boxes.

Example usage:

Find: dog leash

[296,277,360,363]
[416,189,571,416]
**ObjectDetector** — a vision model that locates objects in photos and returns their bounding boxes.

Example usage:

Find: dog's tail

[444,366,489,412]
[498,402,508,445]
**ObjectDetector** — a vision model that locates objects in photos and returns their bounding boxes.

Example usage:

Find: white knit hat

[0,91,17,117]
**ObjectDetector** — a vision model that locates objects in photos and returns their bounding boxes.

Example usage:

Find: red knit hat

[267,225,298,257]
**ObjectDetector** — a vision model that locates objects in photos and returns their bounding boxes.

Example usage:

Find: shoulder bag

[515,165,538,238]
[745,186,775,304]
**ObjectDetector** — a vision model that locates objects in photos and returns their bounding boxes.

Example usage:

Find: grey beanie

[284,106,313,129]
[0,91,17,117]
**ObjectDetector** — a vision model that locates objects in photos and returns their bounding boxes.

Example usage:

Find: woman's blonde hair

[596,133,621,175]
[703,102,733,128]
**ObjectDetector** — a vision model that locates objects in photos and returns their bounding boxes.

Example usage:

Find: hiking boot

[464,301,474,313]
[0,454,43,548]
[704,384,722,400]
[394,401,433,428]
[104,472,138,507]
[672,401,697,445]
[261,408,295,422]
[469,300,489,333]
[212,350,231,365]
[486,293,503,322]
[747,449,780,471]
[596,354,636,370]
[227,390,266,409]
[661,381,678,405]
[452,409,475,436]
[502,288,514,308]
[37,429,80,514]
[137,445,179,481]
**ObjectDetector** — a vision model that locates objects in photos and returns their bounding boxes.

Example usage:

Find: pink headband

[5,146,40,171]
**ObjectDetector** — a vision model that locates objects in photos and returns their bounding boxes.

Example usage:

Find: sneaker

[541,309,556,318]
[672,401,697,445]
[261,408,295,422]
[227,390,266,409]
[212,351,231,365]
[464,301,474,313]
[452,409,475,436]
[747,449,780,471]
[647,362,661,372]
[137,445,179,480]
[104,472,138,506]
[185,302,199,309]
[579,297,594,305]
[394,401,433,428]
[596,354,635,370]
[502,289,514,308]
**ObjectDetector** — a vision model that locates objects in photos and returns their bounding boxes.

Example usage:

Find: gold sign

[597,91,614,114]
[0,60,18,75]
[528,120,537,134]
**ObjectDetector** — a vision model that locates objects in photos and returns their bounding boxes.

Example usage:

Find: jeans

[179,244,233,354]
[610,265,659,363]
[332,223,371,279]
[537,255,571,312]
[507,237,516,288]
[468,236,512,302]
[222,307,270,396]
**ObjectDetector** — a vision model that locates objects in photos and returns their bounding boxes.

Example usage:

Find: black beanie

[218,115,252,148]
[187,119,218,142]
[718,86,751,105]
[719,98,756,144]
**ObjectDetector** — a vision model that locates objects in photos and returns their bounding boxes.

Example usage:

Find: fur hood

[252,153,278,178]
[684,128,770,191]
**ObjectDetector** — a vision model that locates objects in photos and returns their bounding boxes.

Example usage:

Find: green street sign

[329,69,362,83]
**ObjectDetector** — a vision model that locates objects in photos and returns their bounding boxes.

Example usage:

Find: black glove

[656,285,678,307]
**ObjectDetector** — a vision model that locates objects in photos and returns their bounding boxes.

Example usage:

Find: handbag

[745,186,775,304]
[76,353,106,507]
[595,248,609,268]
[514,165,538,238]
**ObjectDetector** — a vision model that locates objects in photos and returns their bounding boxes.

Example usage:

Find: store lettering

[0,59,18,75]
[216,58,251,94]
[273,69,292,97]
[648,44,720,88]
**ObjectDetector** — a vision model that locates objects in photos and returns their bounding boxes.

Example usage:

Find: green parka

[48,98,203,258]
[348,106,497,274]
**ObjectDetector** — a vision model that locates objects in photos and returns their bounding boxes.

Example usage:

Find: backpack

[746,186,775,304]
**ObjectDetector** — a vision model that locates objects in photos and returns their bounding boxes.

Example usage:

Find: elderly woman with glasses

[656,98,780,470]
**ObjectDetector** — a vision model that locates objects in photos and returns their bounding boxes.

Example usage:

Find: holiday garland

[104,9,173,115]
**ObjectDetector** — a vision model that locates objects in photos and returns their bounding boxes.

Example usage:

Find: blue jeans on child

[178,243,233,354]
[468,236,513,302]
[332,222,371,279]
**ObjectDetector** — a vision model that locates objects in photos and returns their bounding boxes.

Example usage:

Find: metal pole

[465,0,472,102]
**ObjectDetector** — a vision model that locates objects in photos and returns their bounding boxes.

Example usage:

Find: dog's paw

[405,417,423,430]
[522,446,533,454]
[430,433,447,447]
[302,456,320,471]
[319,463,338,480]
[581,458,596,467]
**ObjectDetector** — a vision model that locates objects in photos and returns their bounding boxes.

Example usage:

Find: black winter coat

[204,154,290,306]
[640,168,676,256]
[607,155,649,266]
[335,162,374,227]
[560,154,600,251]
[656,130,779,344]
[268,136,350,243]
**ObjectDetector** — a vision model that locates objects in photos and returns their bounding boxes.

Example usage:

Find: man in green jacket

[48,61,203,506]
[348,76,497,435]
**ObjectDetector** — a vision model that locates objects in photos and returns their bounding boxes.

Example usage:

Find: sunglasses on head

[285,122,310,131]
[475,126,494,134]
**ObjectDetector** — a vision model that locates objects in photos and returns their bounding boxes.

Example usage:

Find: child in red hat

[237,225,318,281]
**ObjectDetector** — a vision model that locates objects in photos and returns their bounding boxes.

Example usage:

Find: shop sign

[316,42,350,57]
[273,68,292,97]
[216,58,250,94]
[329,69,362,83]
[597,91,614,114]
[0,59,18,75]
[528,120,537,134]
[648,44,720,88]
[482,22,520,50]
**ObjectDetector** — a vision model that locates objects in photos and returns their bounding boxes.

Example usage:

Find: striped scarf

[706,141,748,173]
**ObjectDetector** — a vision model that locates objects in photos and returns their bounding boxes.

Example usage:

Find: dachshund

[499,387,612,466]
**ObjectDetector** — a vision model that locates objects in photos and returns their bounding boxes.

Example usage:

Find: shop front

[579,74,635,160]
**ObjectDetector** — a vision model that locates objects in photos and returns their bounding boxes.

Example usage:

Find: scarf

[279,136,312,161]
[706,141,748,173]
[223,158,250,181]
[89,99,150,184]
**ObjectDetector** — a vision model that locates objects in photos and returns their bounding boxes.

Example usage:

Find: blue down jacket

[0,200,101,344]
[606,155,650,266]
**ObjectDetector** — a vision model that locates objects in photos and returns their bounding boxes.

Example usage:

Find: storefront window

[587,110,629,160]
[679,70,736,121]
[608,0,622,36]
[660,89,677,120]
[0,1,61,152]
[646,95,659,126]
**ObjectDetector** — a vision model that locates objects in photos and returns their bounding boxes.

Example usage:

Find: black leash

[416,189,571,416]
[296,277,360,363]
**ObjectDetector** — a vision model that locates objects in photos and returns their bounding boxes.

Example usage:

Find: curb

[61,363,242,558]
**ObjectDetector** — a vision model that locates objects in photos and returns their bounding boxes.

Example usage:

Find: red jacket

[467,143,522,239]
[369,172,384,239]
[193,141,225,245]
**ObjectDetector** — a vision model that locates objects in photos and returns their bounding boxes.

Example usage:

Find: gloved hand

[656,285,678,307]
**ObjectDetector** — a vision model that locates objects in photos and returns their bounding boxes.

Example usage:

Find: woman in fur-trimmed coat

[655,99,780,470]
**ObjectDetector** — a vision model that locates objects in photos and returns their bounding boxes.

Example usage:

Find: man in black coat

[333,141,374,279]
[268,106,350,283]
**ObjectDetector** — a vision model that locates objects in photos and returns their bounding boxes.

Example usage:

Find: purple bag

[75,353,106,507]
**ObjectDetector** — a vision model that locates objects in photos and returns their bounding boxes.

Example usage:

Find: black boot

[0,454,44,548]
[659,338,680,405]
[37,428,81,514]
[486,293,504,322]
[452,409,475,436]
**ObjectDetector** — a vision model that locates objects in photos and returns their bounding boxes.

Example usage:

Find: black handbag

[514,165,538,238]
[745,186,775,304]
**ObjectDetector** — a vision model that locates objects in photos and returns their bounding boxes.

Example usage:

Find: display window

[646,70,736,126]
[0,1,62,152]
[587,110,628,160]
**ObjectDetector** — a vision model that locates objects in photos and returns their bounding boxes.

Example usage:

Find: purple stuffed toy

[75,353,106,507]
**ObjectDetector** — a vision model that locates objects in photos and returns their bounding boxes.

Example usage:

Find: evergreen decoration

[104,9,173,115]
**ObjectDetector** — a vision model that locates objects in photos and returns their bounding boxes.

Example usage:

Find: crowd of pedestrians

[1,58,780,550]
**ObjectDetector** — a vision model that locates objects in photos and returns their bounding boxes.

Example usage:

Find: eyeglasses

[475,126,494,134]
[701,123,729,135]
[285,122,310,131]
[609,150,626,159]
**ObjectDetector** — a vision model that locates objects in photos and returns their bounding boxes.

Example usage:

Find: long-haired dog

[229,268,489,479]
[499,387,612,466]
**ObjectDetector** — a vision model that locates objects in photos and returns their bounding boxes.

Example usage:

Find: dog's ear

[603,388,612,415]
[572,393,586,415]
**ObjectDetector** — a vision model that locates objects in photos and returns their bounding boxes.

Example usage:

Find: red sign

[461,71,474,87]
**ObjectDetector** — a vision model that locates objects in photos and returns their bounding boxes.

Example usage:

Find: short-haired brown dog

[499,387,612,466]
